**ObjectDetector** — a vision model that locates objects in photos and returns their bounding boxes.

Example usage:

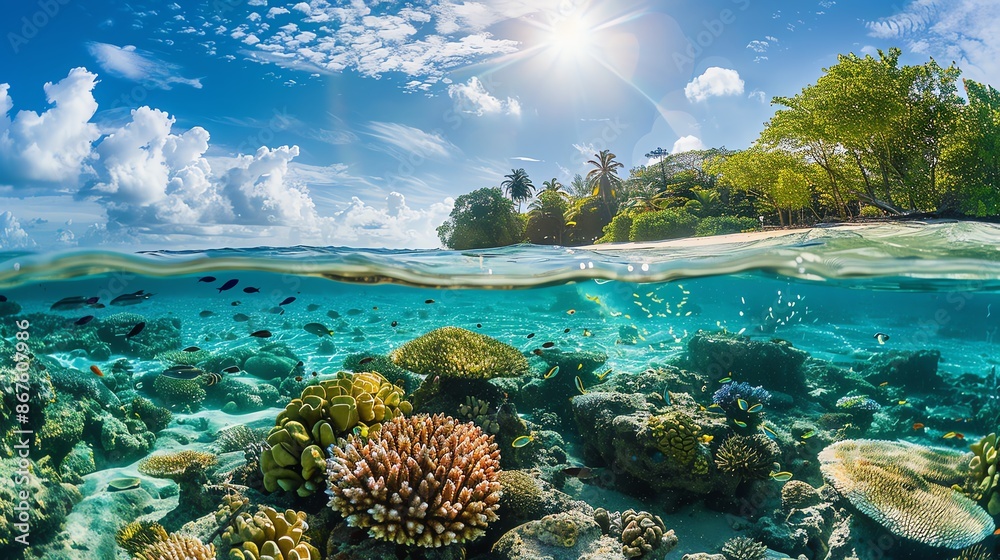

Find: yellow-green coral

[133,533,215,560]
[647,411,701,466]
[137,450,218,481]
[459,395,500,434]
[969,433,1000,515]
[156,349,212,366]
[221,504,321,560]
[819,439,994,550]
[261,371,411,496]
[153,375,206,409]
[499,470,548,519]
[326,414,502,547]
[116,520,168,555]
[715,434,778,482]
[390,326,529,379]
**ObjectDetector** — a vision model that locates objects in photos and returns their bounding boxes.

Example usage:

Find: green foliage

[586,150,624,223]
[501,168,535,211]
[564,196,607,245]
[437,188,523,249]
[695,216,759,237]
[596,212,634,243]
[858,205,884,218]
[629,208,698,242]
[705,147,814,225]
[525,189,569,244]
[940,80,1000,215]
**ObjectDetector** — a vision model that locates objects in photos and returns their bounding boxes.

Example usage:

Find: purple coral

[712,381,771,413]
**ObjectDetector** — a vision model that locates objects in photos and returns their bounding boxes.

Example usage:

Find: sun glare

[548,16,590,54]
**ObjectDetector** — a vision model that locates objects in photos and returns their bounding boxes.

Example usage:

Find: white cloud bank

[87,42,203,89]
[866,0,1000,85]
[684,67,745,102]
[671,135,706,153]
[0,68,455,250]
[447,77,521,116]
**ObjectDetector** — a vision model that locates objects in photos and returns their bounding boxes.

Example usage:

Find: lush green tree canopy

[437,187,523,249]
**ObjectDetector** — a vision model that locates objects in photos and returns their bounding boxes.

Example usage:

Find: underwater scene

[0,222,999,560]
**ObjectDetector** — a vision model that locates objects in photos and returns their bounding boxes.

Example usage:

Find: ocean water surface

[2,220,1000,560]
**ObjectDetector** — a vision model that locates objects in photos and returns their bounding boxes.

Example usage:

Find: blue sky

[1,0,997,250]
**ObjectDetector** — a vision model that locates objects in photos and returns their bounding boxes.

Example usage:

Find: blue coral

[712,381,771,431]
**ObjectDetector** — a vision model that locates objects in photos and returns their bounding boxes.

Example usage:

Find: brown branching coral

[116,520,168,555]
[819,439,994,550]
[326,413,502,547]
[714,434,778,482]
[133,533,215,560]
[390,326,529,379]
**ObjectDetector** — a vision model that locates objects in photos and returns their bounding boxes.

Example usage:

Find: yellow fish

[585,294,601,304]
[596,369,612,381]
[543,365,560,379]
[698,434,714,444]
[770,471,793,482]
[511,435,535,448]
[575,376,587,394]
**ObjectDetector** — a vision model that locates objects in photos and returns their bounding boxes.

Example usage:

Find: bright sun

[546,16,591,56]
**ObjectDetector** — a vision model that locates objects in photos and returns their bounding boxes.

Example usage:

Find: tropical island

[438,48,1000,250]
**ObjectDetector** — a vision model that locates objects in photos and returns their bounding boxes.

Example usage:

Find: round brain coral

[326,413,502,547]
[390,326,529,379]
[819,439,994,550]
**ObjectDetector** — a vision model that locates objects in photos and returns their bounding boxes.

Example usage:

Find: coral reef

[152,374,206,411]
[968,432,1000,515]
[326,414,501,547]
[216,424,268,453]
[819,439,993,549]
[720,536,767,560]
[492,510,632,560]
[138,450,219,530]
[608,509,678,559]
[127,397,172,433]
[390,326,529,378]
[459,395,501,434]
[684,330,808,394]
[712,381,771,430]
[156,348,212,365]
[116,520,168,555]
[714,434,779,482]
[647,411,704,468]
[221,504,321,560]
[0,458,82,556]
[854,349,944,390]
[133,533,215,560]
[261,370,411,496]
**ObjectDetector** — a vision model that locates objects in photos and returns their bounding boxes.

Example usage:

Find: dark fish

[222,366,242,374]
[125,322,145,339]
[243,287,260,293]
[218,279,239,292]
[303,323,334,337]
[162,365,203,380]
[233,313,250,322]
[231,301,241,306]
[250,330,272,338]
[279,297,296,306]
[542,341,555,348]
[527,333,535,339]
[311,371,318,377]
[477,323,482,328]
[327,310,341,319]
[532,348,543,356]
[199,310,215,317]
[874,332,890,344]
[359,357,374,365]
[51,296,92,311]
[564,328,571,333]
[182,346,201,352]
[198,276,216,283]
[269,307,284,315]
[75,315,95,326]
[111,291,153,306]
[347,309,362,316]
[202,373,223,386]
[424,299,435,304]
[0,295,6,302]
[561,467,596,479]
[307,303,321,312]
[90,365,104,377]
[295,376,303,382]
[86,296,100,305]
[391,321,398,327]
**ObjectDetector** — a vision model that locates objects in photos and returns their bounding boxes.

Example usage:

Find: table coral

[390,326,529,379]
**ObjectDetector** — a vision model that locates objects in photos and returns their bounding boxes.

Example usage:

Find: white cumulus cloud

[0,211,35,249]
[447,77,521,116]
[685,67,745,102]
[671,135,706,154]
[0,68,101,189]
[330,192,453,248]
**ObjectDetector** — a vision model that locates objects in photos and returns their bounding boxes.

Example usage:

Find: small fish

[90,365,104,377]
[327,310,341,319]
[359,357,375,365]
[279,296,296,306]
[737,398,749,411]
[347,309,362,316]
[698,434,714,444]
[718,376,732,384]
[198,276,216,283]
[111,291,153,306]
[181,346,200,352]
[585,294,601,304]
[567,309,576,315]
[295,376,303,382]
[562,467,596,479]
[250,330,272,338]
[879,381,889,387]
[391,321,398,327]
[476,323,483,328]
[222,366,242,374]
[51,296,97,310]
[232,301,241,306]
[75,315,95,326]
[243,287,260,294]
[574,376,587,394]
[311,371,318,377]
[770,471,793,482]
[527,333,535,339]
[268,307,284,315]
[583,328,592,337]
[800,430,816,439]
[542,341,555,348]
[874,332,890,345]
[912,422,925,430]
[511,435,535,448]
[218,279,239,292]
[662,387,671,405]
[303,323,334,337]
[233,313,250,322]
[0,295,6,302]
[202,373,223,386]
[733,419,748,428]
[943,431,963,439]
[352,425,370,438]
[760,424,778,440]
[532,349,543,356]
[306,303,321,311]
[543,365,560,379]
[747,403,764,413]
[577,363,583,370]
[597,369,612,381]
[564,328,571,333]
[162,366,204,380]
[125,322,145,339]
[425,299,435,304]
[898,400,908,405]
[199,310,215,317]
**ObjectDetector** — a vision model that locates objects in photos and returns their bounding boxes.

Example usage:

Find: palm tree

[541,177,568,196]
[501,168,535,211]
[586,149,625,222]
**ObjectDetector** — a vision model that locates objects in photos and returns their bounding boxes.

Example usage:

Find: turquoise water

[2,221,1000,560]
